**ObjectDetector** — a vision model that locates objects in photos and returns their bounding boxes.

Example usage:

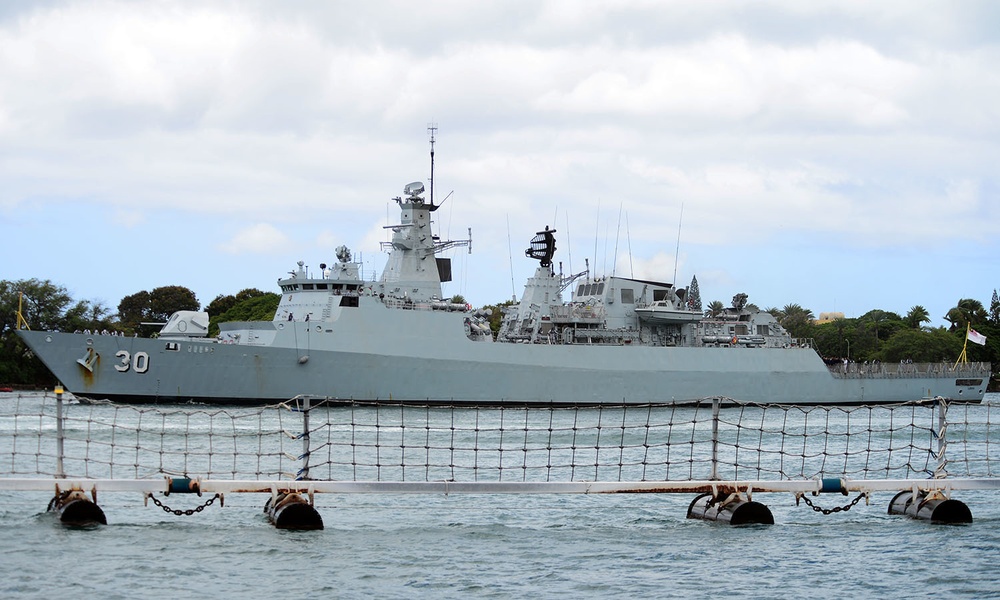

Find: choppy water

[1,394,999,599]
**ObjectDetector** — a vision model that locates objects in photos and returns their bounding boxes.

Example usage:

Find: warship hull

[17,303,989,405]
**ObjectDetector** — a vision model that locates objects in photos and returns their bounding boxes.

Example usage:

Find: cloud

[0,0,996,325]
[111,209,144,228]
[217,223,291,255]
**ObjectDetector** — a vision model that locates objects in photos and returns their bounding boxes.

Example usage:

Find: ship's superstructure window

[621,288,634,304]
[303,284,314,290]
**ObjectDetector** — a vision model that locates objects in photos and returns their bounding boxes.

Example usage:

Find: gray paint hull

[17,305,989,405]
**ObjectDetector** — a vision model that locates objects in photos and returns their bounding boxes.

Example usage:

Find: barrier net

[2,392,997,485]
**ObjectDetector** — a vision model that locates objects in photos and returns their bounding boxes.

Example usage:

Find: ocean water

[2,394,999,599]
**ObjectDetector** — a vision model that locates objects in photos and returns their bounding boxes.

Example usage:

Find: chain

[798,492,867,515]
[147,492,220,516]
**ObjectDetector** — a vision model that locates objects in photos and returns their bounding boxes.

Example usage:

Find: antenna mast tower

[428,122,437,206]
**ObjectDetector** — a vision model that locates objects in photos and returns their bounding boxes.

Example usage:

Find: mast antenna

[672,201,684,284]
[506,214,517,302]
[626,210,634,278]
[427,122,437,206]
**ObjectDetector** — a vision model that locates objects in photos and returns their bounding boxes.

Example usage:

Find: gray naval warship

[18,182,991,406]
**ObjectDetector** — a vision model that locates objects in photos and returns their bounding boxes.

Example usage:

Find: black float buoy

[264,492,323,530]
[888,490,972,524]
[687,492,774,525]
[48,489,107,526]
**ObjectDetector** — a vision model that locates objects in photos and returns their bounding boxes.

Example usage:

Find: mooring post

[300,395,311,480]
[55,385,65,479]
[710,397,720,481]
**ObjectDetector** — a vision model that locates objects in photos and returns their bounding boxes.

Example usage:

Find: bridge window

[621,288,634,304]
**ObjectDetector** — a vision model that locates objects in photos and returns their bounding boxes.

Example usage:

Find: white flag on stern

[968,328,987,345]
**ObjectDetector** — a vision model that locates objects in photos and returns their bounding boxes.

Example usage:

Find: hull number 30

[115,350,150,373]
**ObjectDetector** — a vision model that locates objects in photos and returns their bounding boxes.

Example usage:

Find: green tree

[904,305,930,329]
[686,275,702,312]
[877,327,962,363]
[478,300,515,337]
[0,279,102,385]
[813,316,847,359]
[117,286,199,334]
[208,293,281,336]
[117,290,152,332]
[706,300,725,318]
[148,286,199,323]
[861,309,904,350]
[205,293,238,318]
[778,303,815,339]
[944,298,988,332]
[235,288,269,303]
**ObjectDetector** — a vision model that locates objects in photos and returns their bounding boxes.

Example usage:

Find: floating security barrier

[686,491,774,525]
[888,489,972,524]
[264,490,324,530]
[47,487,107,526]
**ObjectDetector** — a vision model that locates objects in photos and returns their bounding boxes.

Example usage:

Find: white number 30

[114,350,150,373]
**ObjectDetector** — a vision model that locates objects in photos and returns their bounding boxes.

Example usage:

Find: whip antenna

[427,122,437,206]
[673,202,684,284]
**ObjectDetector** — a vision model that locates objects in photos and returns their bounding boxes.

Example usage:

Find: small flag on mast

[968,328,987,346]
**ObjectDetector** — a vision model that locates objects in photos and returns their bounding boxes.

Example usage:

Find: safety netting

[1,392,997,484]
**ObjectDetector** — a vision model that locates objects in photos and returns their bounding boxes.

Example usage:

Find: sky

[1,1,998,328]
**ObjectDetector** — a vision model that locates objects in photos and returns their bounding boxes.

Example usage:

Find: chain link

[798,492,867,515]
[147,493,220,516]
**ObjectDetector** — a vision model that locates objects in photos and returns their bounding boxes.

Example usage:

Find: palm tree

[706,300,725,318]
[866,309,889,348]
[904,305,930,330]
[779,303,815,339]
[944,298,988,332]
